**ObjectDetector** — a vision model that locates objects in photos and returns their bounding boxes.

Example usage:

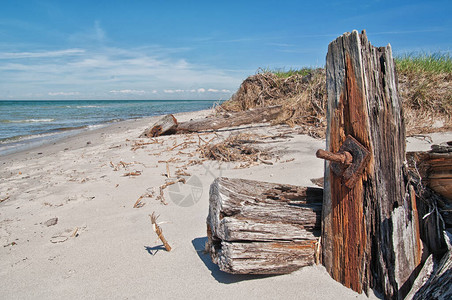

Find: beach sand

[1,108,451,299]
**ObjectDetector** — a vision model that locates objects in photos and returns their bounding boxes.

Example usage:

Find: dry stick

[134,189,155,208]
[133,195,145,208]
[119,161,127,168]
[166,163,171,178]
[158,157,180,163]
[122,171,142,177]
[131,139,161,151]
[161,178,186,189]
[157,186,167,205]
[71,227,79,238]
[150,212,171,252]
[157,178,187,205]
[257,152,273,165]
[315,237,322,265]
[175,169,191,176]
[0,196,10,203]
[169,141,196,151]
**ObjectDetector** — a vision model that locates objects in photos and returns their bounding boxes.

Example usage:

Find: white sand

[1,109,451,299]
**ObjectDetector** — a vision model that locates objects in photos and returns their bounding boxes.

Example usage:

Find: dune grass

[220,55,451,137]
[395,52,452,74]
[258,67,316,78]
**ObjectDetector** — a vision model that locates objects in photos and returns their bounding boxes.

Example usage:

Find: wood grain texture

[206,177,323,274]
[322,30,422,299]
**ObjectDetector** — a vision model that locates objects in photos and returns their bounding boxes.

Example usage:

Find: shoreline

[1,108,451,299]
[0,100,220,157]
[0,108,214,160]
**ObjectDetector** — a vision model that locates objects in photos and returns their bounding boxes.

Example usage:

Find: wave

[0,118,55,123]
[76,105,101,108]
[0,124,89,145]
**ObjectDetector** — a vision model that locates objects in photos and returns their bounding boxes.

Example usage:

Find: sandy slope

[1,109,451,299]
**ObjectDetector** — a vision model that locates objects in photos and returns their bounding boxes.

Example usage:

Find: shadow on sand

[144,245,167,256]
[191,236,277,284]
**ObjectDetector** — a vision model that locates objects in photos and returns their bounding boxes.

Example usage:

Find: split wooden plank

[206,177,323,274]
[321,30,422,299]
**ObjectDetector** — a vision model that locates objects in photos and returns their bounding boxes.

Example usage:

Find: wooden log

[321,30,422,298]
[139,114,178,137]
[177,105,282,133]
[206,177,323,274]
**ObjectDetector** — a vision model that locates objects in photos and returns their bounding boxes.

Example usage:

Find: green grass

[395,52,452,74]
[258,67,316,78]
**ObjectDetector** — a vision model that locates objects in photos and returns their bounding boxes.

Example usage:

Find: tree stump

[321,30,422,299]
[206,177,323,274]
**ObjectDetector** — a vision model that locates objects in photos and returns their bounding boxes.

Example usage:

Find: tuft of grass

[258,67,316,78]
[395,52,452,74]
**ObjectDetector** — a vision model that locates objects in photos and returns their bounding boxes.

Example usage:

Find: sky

[0,0,451,100]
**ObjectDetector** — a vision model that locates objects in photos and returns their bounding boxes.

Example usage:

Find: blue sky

[0,0,451,100]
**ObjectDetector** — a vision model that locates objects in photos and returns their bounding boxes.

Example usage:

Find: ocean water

[0,100,219,156]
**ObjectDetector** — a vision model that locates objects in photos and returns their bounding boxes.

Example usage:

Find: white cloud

[109,89,145,95]
[164,89,186,93]
[152,90,158,94]
[221,89,231,93]
[0,49,85,59]
[48,91,80,96]
[207,88,219,92]
[0,45,242,100]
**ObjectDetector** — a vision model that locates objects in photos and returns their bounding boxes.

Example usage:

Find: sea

[0,100,219,156]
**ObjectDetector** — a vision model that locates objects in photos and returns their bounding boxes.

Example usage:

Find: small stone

[44,217,58,227]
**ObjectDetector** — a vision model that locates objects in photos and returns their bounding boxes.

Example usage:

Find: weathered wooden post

[206,177,323,274]
[319,30,422,299]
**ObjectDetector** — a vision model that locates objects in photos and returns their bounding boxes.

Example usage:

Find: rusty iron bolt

[316,149,353,165]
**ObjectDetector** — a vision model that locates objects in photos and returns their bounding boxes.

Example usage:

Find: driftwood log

[139,114,178,138]
[206,177,323,274]
[320,30,422,299]
[177,105,282,133]
[139,105,282,137]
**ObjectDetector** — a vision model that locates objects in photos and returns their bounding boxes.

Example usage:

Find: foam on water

[0,100,219,156]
